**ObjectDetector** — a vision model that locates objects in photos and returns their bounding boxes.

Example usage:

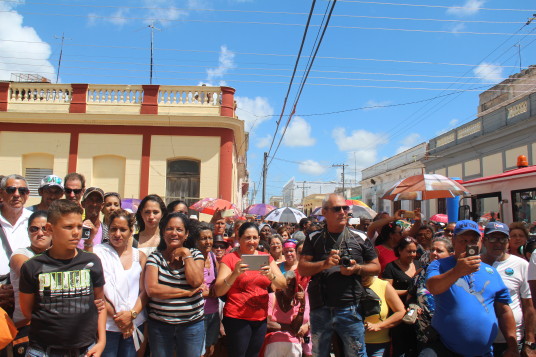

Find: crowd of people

[1,172,536,357]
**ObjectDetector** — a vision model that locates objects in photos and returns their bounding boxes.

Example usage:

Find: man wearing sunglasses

[0,174,32,311]
[480,222,536,357]
[298,193,379,357]
[63,172,86,206]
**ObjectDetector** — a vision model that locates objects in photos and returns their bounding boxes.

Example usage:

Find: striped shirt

[146,250,205,324]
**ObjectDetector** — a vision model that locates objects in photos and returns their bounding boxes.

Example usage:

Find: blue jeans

[148,317,205,357]
[310,304,367,357]
[102,330,137,357]
[366,342,390,357]
[25,344,94,357]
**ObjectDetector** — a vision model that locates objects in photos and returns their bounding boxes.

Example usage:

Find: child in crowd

[19,199,106,356]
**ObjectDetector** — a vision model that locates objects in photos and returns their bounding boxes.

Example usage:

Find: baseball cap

[40,175,64,190]
[484,222,509,237]
[454,220,481,236]
[82,187,104,201]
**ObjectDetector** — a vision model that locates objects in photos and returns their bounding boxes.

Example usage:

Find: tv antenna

[54,33,70,84]
[147,23,161,84]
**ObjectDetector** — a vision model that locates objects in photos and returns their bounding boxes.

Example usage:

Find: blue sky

[1,0,535,202]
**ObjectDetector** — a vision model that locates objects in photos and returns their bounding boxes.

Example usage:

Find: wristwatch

[524,341,536,350]
[131,310,138,319]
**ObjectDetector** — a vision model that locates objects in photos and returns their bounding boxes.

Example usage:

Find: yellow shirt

[365,277,390,344]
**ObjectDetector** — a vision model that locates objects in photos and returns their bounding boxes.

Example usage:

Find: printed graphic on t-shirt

[38,264,94,314]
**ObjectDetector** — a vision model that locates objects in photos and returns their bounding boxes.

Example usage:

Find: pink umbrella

[244,203,276,216]
[429,213,448,224]
[382,174,470,201]
[189,198,243,218]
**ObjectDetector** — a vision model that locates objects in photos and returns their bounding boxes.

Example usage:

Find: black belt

[30,343,92,357]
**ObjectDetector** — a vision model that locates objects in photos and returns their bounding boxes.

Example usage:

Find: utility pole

[250,182,256,205]
[514,44,522,71]
[262,152,268,203]
[332,164,348,198]
[54,33,69,84]
[297,181,311,201]
[147,23,160,84]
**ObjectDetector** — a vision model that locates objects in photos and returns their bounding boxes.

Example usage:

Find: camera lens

[340,256,352,267]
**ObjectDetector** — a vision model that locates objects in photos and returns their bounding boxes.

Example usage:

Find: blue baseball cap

[454,220,481,236]
[484,222,509,237]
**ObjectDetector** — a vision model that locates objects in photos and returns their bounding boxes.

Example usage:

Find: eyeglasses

[329,205,350,213]
[64,188,83,195]
[29,226,46,233]
[486,236,509,244]
[4,186,29,195]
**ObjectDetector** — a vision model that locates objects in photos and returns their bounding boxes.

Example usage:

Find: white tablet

[241,254,270,271]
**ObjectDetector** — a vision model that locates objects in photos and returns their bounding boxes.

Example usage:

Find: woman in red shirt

[214,222,286,357]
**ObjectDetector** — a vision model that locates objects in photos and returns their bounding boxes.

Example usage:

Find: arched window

[166,159,200,206]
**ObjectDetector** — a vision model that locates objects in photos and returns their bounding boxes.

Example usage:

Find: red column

[69,84,89,113]
[220,86,236,117]
[141,85,160,115]
[0,82,10,111]
[68,130,79,172]
[139,134,152,198]
[219,129,234,201]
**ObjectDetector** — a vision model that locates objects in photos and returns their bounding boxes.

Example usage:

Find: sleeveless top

[10,247,35,324]
[93,243,147,331]
[365,277,390,344]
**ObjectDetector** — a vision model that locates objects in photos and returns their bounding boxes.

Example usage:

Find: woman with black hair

[375,222,404,275]
[214,222,286,357]
[144,212,205,357]
[134,194,167,257]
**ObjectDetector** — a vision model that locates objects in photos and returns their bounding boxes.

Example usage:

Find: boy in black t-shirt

[19,199,106,356]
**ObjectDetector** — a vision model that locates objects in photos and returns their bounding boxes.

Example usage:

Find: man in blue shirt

[423,220,519,357]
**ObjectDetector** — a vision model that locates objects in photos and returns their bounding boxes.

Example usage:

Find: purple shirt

[77,223,103,249]
[204,252,219,314]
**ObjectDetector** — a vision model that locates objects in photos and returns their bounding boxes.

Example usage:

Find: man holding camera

[298,194,380,357]
[423,220,519,357]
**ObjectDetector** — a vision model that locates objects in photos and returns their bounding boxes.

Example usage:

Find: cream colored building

[0,82,248,209]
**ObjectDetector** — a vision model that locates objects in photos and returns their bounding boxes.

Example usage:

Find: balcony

[0,82,235,118]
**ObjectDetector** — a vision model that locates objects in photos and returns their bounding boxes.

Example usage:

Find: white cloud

[474,62,503,83]
[363,99,391,111]
[436,118,460,135]
[331,128,388,180]
[142,0,187,26]
[450,22,466,34]
[447,0,486,16]
[203,45,235,86]
[0,2,55,81]
[109,8,129,26]
[332,127,387,152]
[255,134,271,148]
[396,133,421,154]
[299,160,327,176]
[235,96,274,131]
[282,116,316,147]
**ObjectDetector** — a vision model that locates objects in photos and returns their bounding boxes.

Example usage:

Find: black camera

[339,249,353,268]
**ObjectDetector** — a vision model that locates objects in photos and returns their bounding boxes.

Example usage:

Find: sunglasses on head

[486,236,509,244]
[329,205,350,213]
[64,188,83,195]
[4,186,29,195]
[29,226,46,233]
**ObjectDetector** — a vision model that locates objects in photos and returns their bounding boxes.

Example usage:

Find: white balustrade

[8,83,71,103]
[87,85,143,104]
[158,86,221,106]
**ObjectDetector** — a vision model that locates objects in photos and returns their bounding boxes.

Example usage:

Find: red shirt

[376,245,397,275]
[222,251,273,321]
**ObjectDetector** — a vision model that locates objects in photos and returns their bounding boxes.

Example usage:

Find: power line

[0,1,529,24]
[335,0,536,13]
[1,10,535,36]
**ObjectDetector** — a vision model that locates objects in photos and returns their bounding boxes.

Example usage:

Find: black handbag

[359,286,381,318]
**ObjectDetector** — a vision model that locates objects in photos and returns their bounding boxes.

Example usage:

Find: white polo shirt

[0,208,32,275]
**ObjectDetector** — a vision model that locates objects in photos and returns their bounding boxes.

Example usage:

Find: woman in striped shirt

[145,212,205,357]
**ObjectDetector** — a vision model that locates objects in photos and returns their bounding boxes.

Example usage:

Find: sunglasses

[213,244,227,249]
[29,226,46,233]
[4,186,30,195]
[486,236,509,244]
[444,230,453,234]
[329,205,350,213]
[64,188,83,195]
